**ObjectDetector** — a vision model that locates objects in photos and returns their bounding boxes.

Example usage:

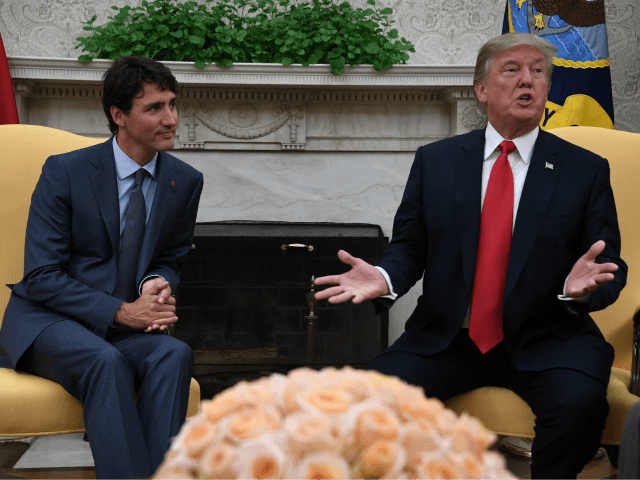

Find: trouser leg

[109,331,193,473]
[367,329,498,401]
[21,320,151,479]
[507,367,610,479]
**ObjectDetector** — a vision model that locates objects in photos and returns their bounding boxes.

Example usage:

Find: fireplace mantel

[9,56,485,151]
[9,56,474,88]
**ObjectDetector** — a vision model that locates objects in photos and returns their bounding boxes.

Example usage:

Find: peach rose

[341,402,401,453]
[153,462,193,480]
[177,417,220,460]
[225,405,281,443]
[416,455,460,480]
[320,366,372,402]
[202,388,247,424]
[298,387,353,417]
[284,412,338,458]
[199,443,237,479]
[365,370,408,403]
[401,417,452,467]
[289,452,351,479]
[154,449,197,480]
[234,436,289,479]
[481,451,516,479]
[357,440,406,479]
[397,393,446,424]
[241,374,287,412]
[283,368,323,414]
[449,414,496,458]
[357,406,400,449]
[448,451,482,479]
[435,407,459,435]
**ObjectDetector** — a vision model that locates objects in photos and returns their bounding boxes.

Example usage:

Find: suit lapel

[455,129,485,291]
[504,130,562,301]
[137,151,181,279]
[88,138,121,260]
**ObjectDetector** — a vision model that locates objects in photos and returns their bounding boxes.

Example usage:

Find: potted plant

[75,0,415,75]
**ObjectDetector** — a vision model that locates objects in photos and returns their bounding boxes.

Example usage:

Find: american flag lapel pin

[171,181,175,187]
[545,162,554,170]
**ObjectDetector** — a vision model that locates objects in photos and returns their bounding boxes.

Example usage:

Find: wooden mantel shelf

[8,56,485,150]
[8,56,475,89]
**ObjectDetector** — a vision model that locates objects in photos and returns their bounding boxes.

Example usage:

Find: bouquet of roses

[154,366,515,479]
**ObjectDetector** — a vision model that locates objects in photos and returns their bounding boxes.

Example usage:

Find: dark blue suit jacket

[0,137,204,368]
[376,129,627,385]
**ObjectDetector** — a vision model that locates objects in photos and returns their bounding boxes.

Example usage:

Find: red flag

[0,33,19,125]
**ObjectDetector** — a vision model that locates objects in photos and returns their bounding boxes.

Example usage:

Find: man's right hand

[114,280,178,330]
[314,250,390,304]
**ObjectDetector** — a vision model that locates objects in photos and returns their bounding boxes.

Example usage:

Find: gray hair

[474,33,558,114]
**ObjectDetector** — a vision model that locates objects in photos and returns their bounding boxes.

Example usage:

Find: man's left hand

[566,240,619,298]
[141,277,176,332]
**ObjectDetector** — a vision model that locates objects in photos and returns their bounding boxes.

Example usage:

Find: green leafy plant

[75,0,415,75]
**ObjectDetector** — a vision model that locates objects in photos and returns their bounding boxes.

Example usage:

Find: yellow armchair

[444,126,640,454]
[0,124,200,438]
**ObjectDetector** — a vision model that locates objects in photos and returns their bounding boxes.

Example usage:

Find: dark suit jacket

[0,137,204,368]
[375,128,627,385]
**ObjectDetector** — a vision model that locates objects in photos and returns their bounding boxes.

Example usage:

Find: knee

[91,346,130,374]
[547,382,609,430]
[81,347,133,390]
[161,339,194,371]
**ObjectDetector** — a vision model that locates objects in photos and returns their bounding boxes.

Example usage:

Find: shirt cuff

[138,275,167,296]
[557,275,591,304]
[374,267,398,300]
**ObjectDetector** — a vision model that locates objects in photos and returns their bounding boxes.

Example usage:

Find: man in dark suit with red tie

[0,56,204,478]
[315,32,627,478]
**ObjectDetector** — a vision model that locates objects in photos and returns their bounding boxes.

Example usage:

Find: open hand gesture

[566,240,619,298]
[314,250,390,304]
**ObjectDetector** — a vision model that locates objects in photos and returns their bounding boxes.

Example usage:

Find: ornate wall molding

[7,56,476,88]
[8,57,480,149]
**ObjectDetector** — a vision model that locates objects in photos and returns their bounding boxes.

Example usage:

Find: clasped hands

[314,241,618,305]
[114,277,177,332]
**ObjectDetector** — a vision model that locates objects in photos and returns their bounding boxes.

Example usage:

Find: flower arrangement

[154,366,515,479]
[75,0,415,76]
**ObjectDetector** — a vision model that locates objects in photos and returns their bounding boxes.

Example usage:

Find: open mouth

[518,94,532,103]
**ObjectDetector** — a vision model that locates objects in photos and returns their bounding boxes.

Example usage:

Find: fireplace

[175,221,389,398]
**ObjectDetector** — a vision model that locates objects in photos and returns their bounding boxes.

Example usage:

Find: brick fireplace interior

[175,221,389,399]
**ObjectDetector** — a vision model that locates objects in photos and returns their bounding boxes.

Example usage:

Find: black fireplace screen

[175,221,389,398]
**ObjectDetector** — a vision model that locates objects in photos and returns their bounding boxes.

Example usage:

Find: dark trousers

[20,320,193,479]
[368,329,609,479]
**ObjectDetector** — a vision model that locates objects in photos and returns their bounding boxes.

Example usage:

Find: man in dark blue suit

[0,56,204,478]
[315,33,627,478]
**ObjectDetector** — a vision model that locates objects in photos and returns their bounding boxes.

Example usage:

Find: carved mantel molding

[9,56,475,87]
[9,56,484,151]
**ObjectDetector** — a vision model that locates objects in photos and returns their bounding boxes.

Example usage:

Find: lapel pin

[545,162,554,170]
[171,181,175,187]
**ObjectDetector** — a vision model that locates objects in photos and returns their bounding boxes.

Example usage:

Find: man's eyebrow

[500,57,545,66]
[144,97,177,109]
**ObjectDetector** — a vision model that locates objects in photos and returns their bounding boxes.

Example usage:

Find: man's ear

[474,80,487,105]
[110,105,126,129]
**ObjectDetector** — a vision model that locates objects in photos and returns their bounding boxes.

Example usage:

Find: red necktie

[469,140,516,354]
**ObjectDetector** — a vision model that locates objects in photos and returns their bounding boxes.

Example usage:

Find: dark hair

[102,56,179,134]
